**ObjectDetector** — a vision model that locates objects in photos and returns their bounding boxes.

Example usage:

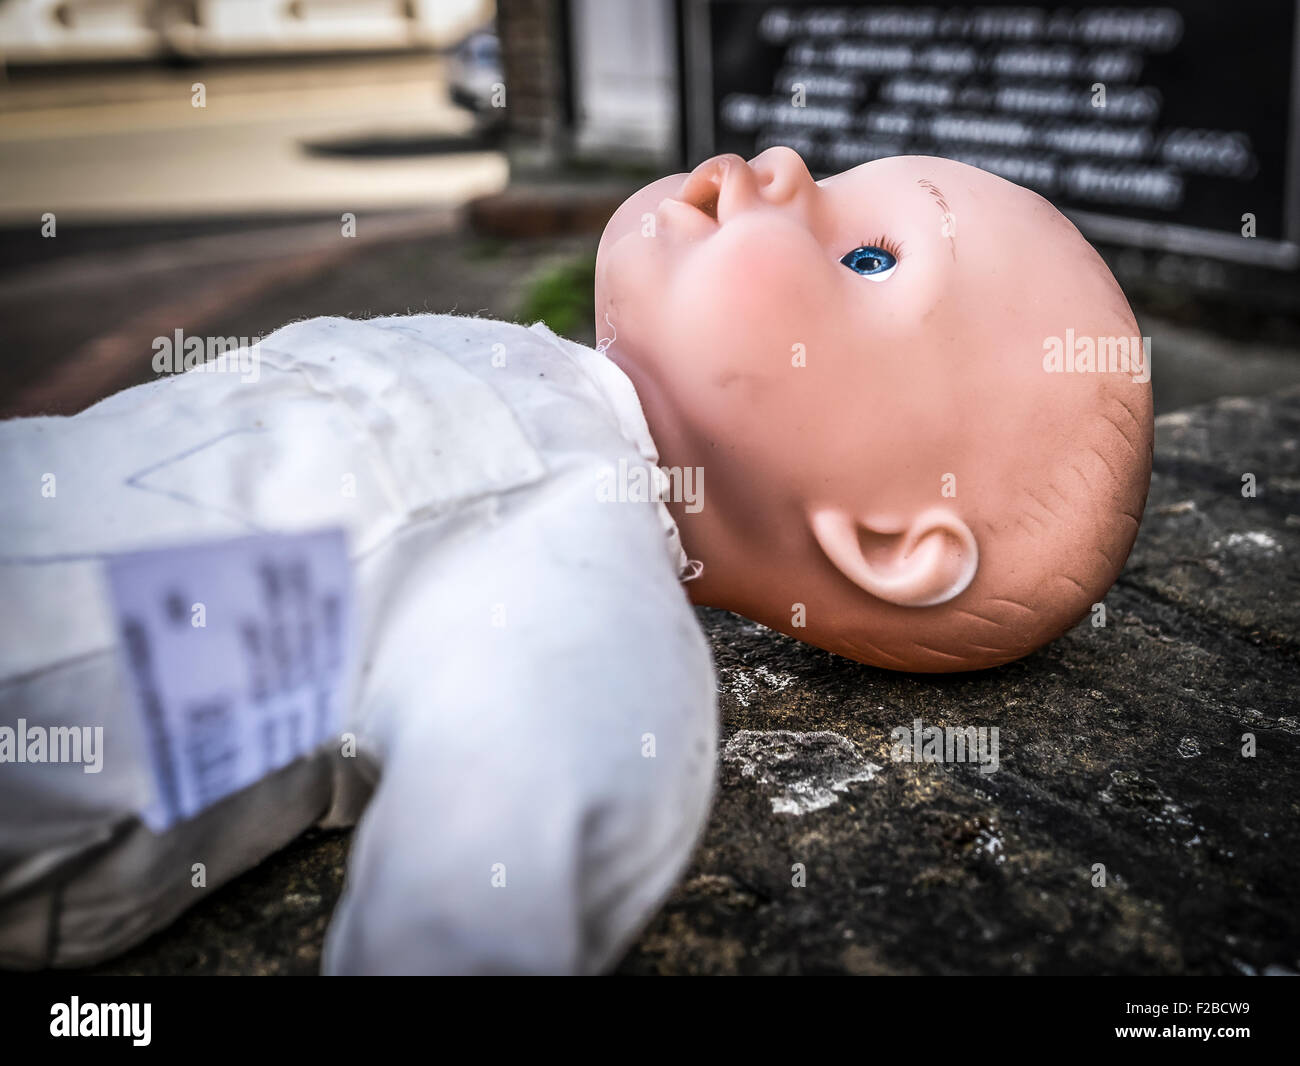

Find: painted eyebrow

[917,178,957,261]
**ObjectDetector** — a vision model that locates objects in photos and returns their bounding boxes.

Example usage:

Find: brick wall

[497,0,568,172]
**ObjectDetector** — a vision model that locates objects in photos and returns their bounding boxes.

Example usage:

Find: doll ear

[808,506,978,608]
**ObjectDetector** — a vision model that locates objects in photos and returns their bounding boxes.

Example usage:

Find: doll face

[595,149,1126,517]
[595,150,1152,672]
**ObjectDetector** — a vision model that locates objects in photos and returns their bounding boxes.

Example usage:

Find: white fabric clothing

[0,314,716,974]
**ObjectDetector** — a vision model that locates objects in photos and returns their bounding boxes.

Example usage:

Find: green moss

[516,256,596,341]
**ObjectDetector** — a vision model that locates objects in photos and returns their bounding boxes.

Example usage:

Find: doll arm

[321,475,717,975]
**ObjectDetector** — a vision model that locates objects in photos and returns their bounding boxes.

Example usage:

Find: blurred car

[447,24,505,126]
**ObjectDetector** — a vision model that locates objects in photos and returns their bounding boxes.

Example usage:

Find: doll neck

[611,351,753,610]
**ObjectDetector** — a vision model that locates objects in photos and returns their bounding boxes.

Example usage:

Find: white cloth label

[105,528,354,833]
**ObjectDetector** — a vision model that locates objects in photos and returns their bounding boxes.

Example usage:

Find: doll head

[595,149,1153,672]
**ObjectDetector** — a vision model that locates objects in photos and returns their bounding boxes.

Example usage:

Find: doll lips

[666,196,718,227]
[678,164,727,222]
[686,185,719,221]
[657,188,720,236]
[657,156,747,235]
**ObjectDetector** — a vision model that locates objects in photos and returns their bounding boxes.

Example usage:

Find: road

[0,53,505,221]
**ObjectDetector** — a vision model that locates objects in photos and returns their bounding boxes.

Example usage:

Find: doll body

[0,315,714,973]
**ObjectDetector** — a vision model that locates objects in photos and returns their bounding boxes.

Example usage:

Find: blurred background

[1,0,1298,419]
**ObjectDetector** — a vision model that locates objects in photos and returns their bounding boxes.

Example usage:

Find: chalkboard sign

[680,0,1300,270]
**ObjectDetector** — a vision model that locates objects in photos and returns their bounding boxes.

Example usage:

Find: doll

[0,149,1151,974]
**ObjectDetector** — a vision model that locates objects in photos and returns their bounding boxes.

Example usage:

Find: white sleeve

[321,471,717,975]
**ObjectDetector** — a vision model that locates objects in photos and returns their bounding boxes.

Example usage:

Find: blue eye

[840,244,898,281]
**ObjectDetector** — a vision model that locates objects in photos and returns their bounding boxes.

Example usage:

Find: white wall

[569,0,676,163]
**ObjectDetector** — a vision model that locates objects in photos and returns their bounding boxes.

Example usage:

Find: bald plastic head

[596,150,1153,671]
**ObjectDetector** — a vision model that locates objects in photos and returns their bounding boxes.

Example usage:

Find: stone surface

[619,388,1300,976]
[84,388,1300,976]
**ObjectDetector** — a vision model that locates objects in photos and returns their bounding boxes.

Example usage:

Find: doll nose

[748,145,816,205]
